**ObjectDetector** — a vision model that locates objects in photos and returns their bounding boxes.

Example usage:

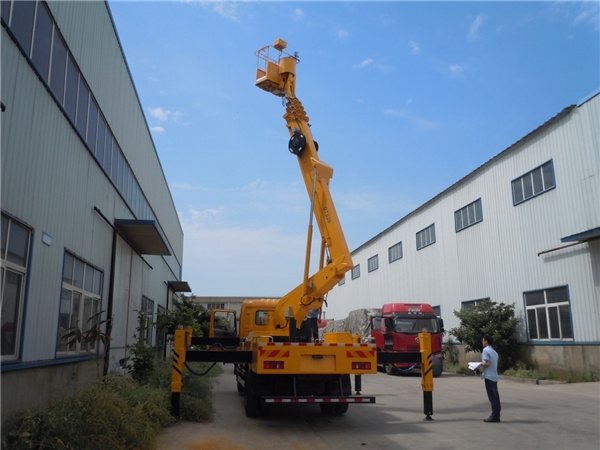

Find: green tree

[155,297,211,339]
[127,311,156,384]
[450,299,520,371]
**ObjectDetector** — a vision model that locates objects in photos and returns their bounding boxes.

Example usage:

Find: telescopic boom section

[255,39,353,330]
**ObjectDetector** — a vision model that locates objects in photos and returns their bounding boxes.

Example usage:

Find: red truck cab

[371,303,444,377]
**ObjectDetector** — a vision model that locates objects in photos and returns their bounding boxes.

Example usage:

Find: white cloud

[468,13,487,41]
[354,58,374,69]
[293,8,303,21]
[150,126,165,133]
[572,2,600,30]
[242,179,268,191]
[449,64,464,75]
[187,206,225,224]
[180,215,309,296]
[199,1,240,22]
[337,29,349,39]
[172,182,194,190]
[384,108,435,130]
[408,40,421,55]
[149,107,181,123]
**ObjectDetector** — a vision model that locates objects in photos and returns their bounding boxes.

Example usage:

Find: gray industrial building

[1,0,190,421]
[326,93,599,374]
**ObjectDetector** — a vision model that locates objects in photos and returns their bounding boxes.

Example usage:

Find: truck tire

[433,356,443,378]
[244,389,260,417]
[320,403,335,415]
[385,363,395,375]
[244,372,261,417]
[335,403,349,415]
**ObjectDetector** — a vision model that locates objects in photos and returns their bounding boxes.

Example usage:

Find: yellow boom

[254,39,353,331]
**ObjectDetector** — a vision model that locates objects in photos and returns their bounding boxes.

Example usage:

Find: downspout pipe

[93,207,117,376]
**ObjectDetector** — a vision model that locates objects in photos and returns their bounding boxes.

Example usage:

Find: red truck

[371,303,444,377]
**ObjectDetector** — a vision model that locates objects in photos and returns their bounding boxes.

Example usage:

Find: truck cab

[371,303,444,377]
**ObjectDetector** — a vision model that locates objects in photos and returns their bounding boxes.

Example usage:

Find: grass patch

[1,360,223,449]
[444,360,599,383]
[503,362,599,383]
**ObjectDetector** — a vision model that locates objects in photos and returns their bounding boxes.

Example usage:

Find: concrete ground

[157,368,600,450]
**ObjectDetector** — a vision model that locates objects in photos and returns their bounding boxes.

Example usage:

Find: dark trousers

[307,318,319,341]
[484,378,501,419]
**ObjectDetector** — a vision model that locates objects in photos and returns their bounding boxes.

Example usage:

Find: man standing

[305,308,320,342]
[480,334,501,422]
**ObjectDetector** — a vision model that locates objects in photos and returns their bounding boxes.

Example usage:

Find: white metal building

[325,92,599,373]
[1,0,190,421]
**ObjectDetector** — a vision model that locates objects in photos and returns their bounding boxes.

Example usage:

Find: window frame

[56,251,104,356]
[1,213,32,361]
[460,298,489,310]
[207,303,225,310]
[416,224,436,250]
[351,264,360,280]
[455,198,483,232]
[141,296,155,346]
[367,254,379,273]
[388,242,403,263]
[524,286,573,341]
[512,160,556,206]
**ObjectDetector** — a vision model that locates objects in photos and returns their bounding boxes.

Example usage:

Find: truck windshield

[393,317,440,334]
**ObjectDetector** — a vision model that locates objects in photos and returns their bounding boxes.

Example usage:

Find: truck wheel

[244,388,260,417]
[385,363,395,376]
[244,372,261,417]
[433,356,443,378]
[320,403,335,415]
[335,403,349,415]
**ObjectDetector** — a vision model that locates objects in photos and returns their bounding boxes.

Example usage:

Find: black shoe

[484,416,500,423]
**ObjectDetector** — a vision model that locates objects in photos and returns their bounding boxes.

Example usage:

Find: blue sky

[108,1,599,297]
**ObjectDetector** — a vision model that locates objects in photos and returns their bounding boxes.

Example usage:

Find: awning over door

[561,227,600,244]
[114,219,171,255]
[167,280,192,292]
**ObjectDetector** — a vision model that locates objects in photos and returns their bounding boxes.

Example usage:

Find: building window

[461,298,489,310]
[388,242,403,263]
[338,275,345,286]
[416,224,436,250]
[455,198,483,232]
[141,296,155,346]
[525,286,573,341]
[31,0,53,83]
[57,252,103,354]
[207,303,225,310]
[1,213,31,360]
[351,264,360,280]
[512,160,556,205]
[367,255,379,273]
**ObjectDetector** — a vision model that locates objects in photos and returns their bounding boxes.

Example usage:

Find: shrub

[449,299,520,371]
[1,361,222,449]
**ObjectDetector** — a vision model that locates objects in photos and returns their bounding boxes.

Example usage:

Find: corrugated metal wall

[47,1,184,263]
[326,95,600,345]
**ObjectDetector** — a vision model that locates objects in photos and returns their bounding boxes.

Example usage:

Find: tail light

[352,362,371,370]
[264,361,284,369]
